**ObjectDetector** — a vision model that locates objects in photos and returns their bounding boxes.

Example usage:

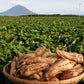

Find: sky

[0,0,84,15]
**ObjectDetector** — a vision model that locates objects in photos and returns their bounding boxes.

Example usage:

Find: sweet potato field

[0,15,84,72]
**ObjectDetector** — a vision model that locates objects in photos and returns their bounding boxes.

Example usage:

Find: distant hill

[0,5,36,16]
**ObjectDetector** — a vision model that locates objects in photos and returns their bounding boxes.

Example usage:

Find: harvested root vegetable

[56,48,83,63]
[50,77,59,81]
[29,73,41,80]
[18,51,24,59]
[20,63,48,77]
[48,53,60,63]
[41,49,52,57]
[28,72,43,80]
[38,72,43,78]
[18,53,36,62]
[17,57,54,68]
[10,56,18,76]
[60,64,84,80]
[34,47,47,56]
[45,58,76,80]
[17,53,36,68]
[9,47,84,82]
[73,64,82,68]
[23,53,37,58]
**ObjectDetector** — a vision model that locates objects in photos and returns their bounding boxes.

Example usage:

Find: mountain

[0,5,36,16]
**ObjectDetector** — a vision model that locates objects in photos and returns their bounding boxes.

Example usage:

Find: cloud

[9,0,28,6]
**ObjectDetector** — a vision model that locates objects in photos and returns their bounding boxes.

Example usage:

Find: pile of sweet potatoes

[10,47,84,81]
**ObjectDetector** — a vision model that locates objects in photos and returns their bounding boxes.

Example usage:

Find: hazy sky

[0,0,84,15]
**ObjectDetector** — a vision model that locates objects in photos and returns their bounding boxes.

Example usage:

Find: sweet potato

[60,64,84,80]
[45,58,76,80]
[10,56,17,76]
[20,63,48,77]
[56,48,83,63]
[34,47,47,56]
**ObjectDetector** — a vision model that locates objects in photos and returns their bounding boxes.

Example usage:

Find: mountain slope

[0,5,36,16]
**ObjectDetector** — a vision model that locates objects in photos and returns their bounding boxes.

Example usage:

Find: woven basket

[3,63,84,84]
